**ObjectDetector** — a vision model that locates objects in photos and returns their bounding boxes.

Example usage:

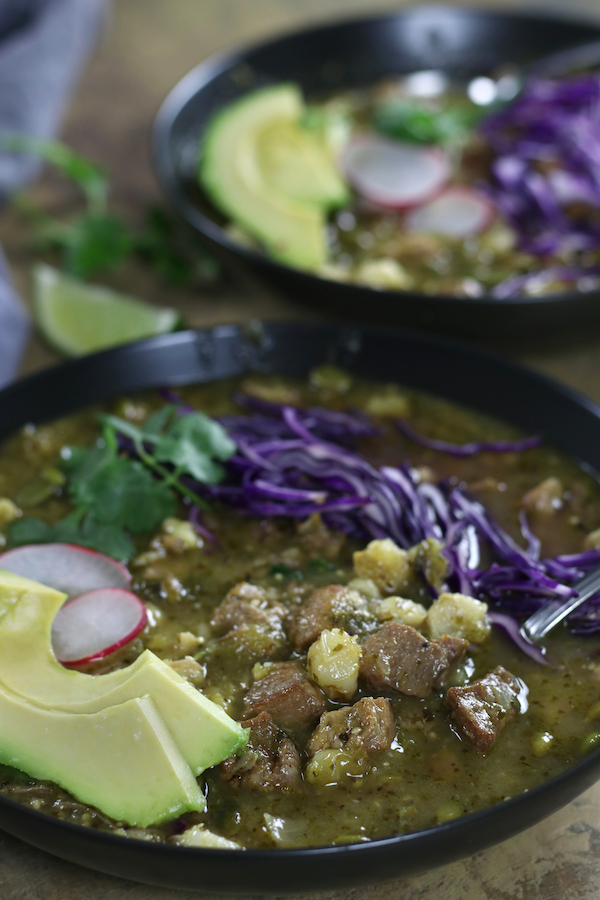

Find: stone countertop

[4,0,600,897]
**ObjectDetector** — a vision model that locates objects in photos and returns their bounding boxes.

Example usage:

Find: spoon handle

[521,565,600,643]
[527,39,600,78]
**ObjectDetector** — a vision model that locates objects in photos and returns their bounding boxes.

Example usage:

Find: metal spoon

[402,41,600,114]
[466,38,600,108]
[520,564,600,645]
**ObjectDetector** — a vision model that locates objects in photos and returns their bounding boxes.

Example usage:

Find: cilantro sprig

[373,97,486,146]
[4,135,219,283]
[100,405,236,511]
[10,404,236,560]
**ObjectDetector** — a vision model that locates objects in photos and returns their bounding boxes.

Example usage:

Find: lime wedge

[32,264,181,356]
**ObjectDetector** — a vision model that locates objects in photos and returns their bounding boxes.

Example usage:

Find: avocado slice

[0,571,247,775]
[0,688,205,826]
[256,116,349,208]
[200,84,349,271]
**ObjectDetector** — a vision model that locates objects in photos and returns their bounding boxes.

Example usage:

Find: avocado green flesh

[0,571,247,775]
[0,688,205,827]
[0,570,248,825]
[200,84,347,271]
[257,119,349,209]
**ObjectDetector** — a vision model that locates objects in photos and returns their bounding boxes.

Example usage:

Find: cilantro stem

[103,424,118,452]
[132,438,210,513]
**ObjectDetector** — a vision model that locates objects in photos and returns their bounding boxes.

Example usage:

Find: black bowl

[1,321,600,893]
[153,6,600,341]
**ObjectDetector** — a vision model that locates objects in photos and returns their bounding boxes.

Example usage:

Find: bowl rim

[152,4,600,311]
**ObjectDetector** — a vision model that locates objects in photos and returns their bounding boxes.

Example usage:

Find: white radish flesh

[52,588,147,665]
[405,186,494,237]
[0,543,131,598]
[341,135,450,210]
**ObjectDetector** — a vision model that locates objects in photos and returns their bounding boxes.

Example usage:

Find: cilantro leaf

[26,403,235,562]
[99,416,146,445]
[72,455,176,533]
[100,406,176,445]
[142,405,176,437]
[63,437,176,534]
[7,137,220,287]
[373,98,485,146]
[10,512,135,560]
[2,135,107,210]
[62,213,133,278]
[307,556,337,573]
[62,442,113,491]
[154,412,236,485]
[269,563,303,580]
[101,408,236,487]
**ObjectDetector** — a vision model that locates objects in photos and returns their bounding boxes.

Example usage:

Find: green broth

[0,373,599,846]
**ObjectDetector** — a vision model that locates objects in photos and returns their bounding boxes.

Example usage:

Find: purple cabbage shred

[481,72,600,261]
[129,392,600,658]
[396,418,541,456]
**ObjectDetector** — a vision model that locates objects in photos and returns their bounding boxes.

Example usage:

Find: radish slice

[341,135,450,210]
[405,186,495,237]
[0,543,131,598]
[51,588,147,666]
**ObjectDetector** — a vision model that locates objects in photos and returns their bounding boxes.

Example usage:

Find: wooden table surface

[5,0,600,897]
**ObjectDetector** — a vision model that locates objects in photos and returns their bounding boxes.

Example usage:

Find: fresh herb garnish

[307,556,337,573]
[10,402,236,560]
[64,442,177,532]
[101,406,236,507]
[2,134,107,209]
[4,135,219,284]
[10,510,137,560]
[269,563,303,580]
[373,98,485,146]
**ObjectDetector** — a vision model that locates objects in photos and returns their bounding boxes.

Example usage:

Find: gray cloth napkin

[0,0,107,387]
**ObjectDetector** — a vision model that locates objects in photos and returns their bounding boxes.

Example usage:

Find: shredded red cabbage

[481,73,600,258]
[396,418,541,456]
[491,266,600,299]
[210,399,600,635]
[117,391,600,655]
[487,611,549,665]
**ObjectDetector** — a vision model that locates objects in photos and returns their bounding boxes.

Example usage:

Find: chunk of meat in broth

[289,585,376,652]
[307,697,396,758]
[211,582,287,635]
[243,661,328,737]
[445,666,523,753]
[220,712,301,791]
[522,477,564,515]
[296,513,346,559]
[360,622,468,698]
[208,582,290,669]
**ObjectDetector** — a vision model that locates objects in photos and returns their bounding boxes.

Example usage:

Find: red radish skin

[51,588,147,667]
[0,543,131,598]
[341,135,450,210]
[405,186,495,237]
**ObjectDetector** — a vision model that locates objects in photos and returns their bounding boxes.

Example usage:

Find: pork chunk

[522,477,563,515]
[359,622,468,698]
[289,584,375,652]
[307,697,395,758]
[211,582,287,634]
[243,662,328,736]
[220,712,301,791]
[296,513,346,559]
[445,665,522,754]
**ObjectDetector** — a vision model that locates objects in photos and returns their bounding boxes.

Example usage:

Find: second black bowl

[153,5,600,340]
